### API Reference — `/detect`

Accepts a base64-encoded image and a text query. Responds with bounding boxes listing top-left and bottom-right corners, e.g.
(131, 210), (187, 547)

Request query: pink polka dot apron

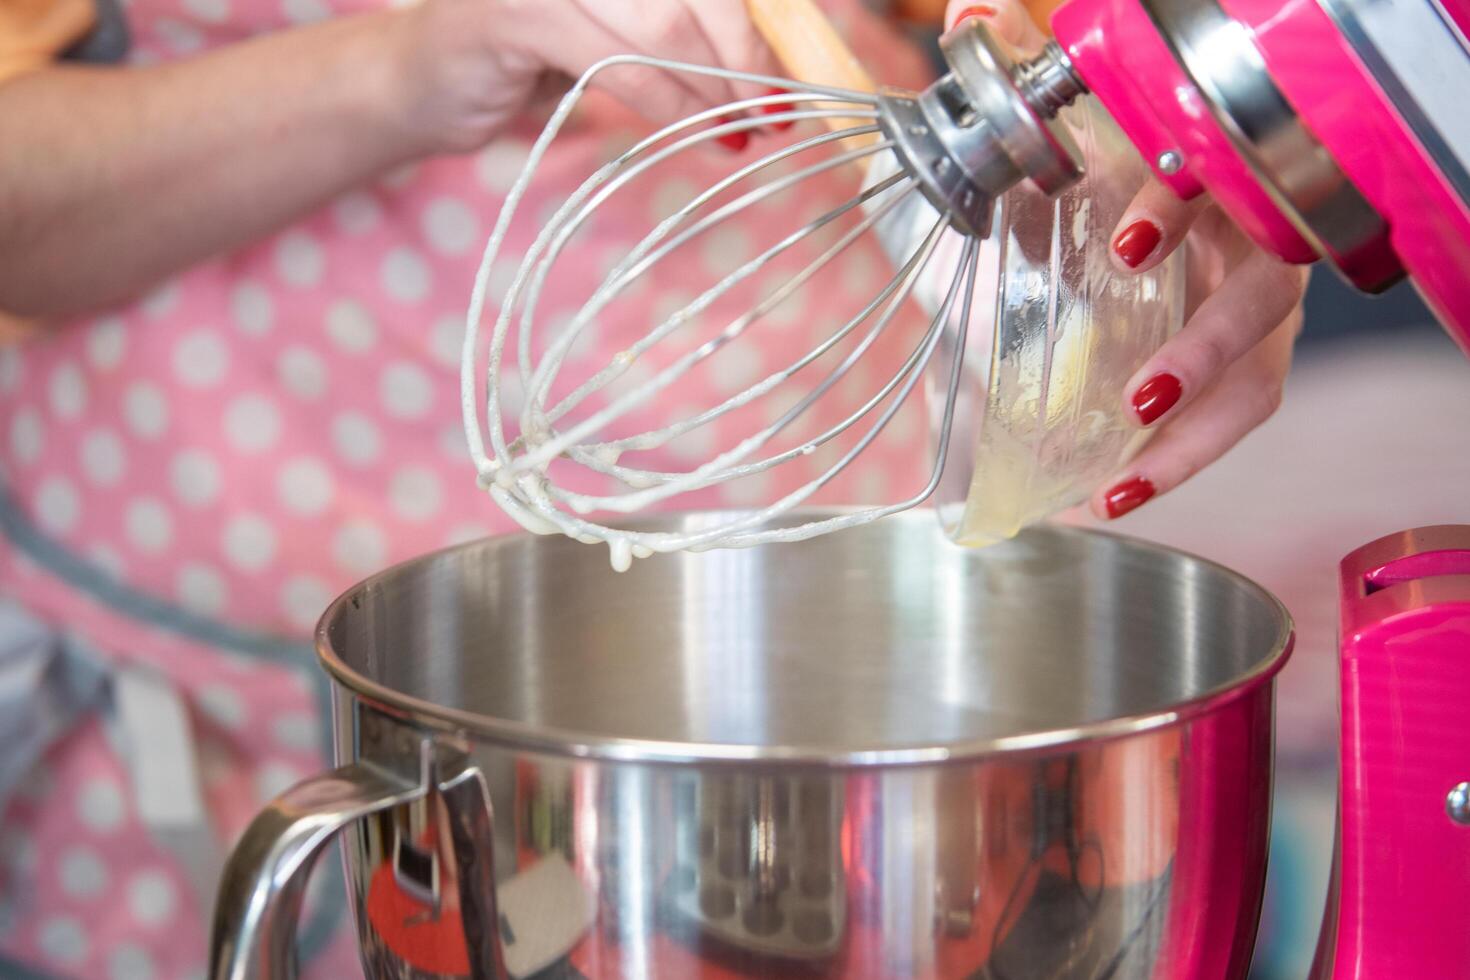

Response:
(0, 2), (936, 976)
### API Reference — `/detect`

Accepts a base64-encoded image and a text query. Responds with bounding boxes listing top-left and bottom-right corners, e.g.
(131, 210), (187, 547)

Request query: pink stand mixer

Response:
(887, 0), (1470, 348)
(1312, 526), (1470, 979)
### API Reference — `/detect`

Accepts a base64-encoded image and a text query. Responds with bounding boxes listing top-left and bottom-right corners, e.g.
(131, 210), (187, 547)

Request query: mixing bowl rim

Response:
(313, 512), (1294, 767)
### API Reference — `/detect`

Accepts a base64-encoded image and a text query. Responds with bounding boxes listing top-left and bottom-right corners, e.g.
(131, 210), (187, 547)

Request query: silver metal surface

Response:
(879, 22), (1086, 238)
(1157, 150), (1184, 174)
(1449, 780), (1470, 825)
(211, 514), (1293, 978)
(1316, 0), (1470, 210)
(1139, 0), (1401, 291)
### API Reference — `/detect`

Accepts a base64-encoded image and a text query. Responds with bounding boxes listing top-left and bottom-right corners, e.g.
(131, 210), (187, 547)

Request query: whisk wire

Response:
(465, 51), (982, 567)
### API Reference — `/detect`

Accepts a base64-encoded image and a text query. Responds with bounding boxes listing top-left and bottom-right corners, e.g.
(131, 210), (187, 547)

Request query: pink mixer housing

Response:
(1051, 0), (1470, 353)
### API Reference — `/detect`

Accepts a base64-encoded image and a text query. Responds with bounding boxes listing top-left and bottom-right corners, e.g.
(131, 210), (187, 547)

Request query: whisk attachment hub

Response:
(879, 20), (1087, 238)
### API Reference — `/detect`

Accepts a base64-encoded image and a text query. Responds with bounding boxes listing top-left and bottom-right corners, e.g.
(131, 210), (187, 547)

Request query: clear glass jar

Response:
(929, 95), (1185, 545)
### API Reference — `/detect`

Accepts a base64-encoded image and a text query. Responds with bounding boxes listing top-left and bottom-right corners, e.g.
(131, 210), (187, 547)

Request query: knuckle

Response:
(1187, 329), (1232, 382)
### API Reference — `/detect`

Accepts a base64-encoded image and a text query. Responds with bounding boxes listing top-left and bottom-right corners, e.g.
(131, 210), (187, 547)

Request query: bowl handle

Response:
(208, 745), (431, 980)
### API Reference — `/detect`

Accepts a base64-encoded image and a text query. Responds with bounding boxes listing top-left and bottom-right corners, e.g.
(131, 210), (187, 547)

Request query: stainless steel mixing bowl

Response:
(210, 511), (1292, 979)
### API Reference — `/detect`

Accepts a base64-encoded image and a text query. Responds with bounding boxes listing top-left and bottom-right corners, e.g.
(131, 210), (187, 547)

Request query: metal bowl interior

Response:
(317, 511), (1291, 764)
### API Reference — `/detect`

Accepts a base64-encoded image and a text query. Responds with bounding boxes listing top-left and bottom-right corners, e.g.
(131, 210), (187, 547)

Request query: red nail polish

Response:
(1104, 476), (1155, 519)
(953, 4), (998, 24)
(762, 86), (796, 132)
(715, 116), (749, 152)
(1112, 219), (1162, 269)
(1131, 372), (1182, 426)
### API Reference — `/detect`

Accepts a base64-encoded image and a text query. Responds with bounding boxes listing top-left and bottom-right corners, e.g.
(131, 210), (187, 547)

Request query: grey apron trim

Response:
(0, 484), (346, 967)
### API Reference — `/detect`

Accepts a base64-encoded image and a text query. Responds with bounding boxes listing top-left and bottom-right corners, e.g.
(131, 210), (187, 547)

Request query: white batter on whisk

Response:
(462, 56), (985, 571)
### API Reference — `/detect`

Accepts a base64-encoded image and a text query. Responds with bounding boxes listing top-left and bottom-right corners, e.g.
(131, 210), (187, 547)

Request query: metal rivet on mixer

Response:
(1448, 781), (1470, 825)
(1157, 151), (1183, 175)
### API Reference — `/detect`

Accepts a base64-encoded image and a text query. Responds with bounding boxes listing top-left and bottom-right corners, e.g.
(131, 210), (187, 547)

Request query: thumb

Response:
(943, 1), (1049, 54)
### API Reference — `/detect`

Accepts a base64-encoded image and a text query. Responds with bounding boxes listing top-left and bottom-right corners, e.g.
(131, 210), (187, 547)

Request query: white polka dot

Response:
(155, 17), (203, 53)
(38, 916), (87, 965)
(59, 846), (109, 898)
(270, 712), (317, 752)
(280, 577), (331, 632)
(325, 300), (378, 353)
(231, 282), (274, 335)
(668, 408), (717, 462)
(89, 546), (126, 580)
(78, 429), (127, 487)
(0, 829), (35, 873)
(485, 259), (519, 306)
(223, 393), (281, 453)
(177, 563), (226, 616)
(182, 0), (227, 21)
(108, 943), (157, 980)
(34, 476), (80, 534)
(709, 343), (763, 394)
(0, 347), (21, 392)
(438, 425), (466, 461)
(651, 291), (695, 329)
(333, 192), (382, 235)
(330, 412), (381, 467)
(10, 408), (43, 464)
(332, 521), (387, 576)
(422, 197), (478, 255)
(87, 317), (127, 370)
(445, 524), (490, 547)
(277, 346), (327, 400)
(170, 449), (221, 508)
(755, 278), (805, 328)
(140, 283), (180, 319)
(380, 361), (433, 419)
(537, 195), (573, 232)
(720, 468), (775, 507)
(389, 466), (443, 523)
(255, 759), (304, 803)
(78, 778), (125, 831)
(49, 363), (87, 418)
(429, 314), (465, 368)
(381, 248), (431, 304)
(595, 248), (646, 302)
(222, 514), (277, 572)
(172, 331), (230, 388)
(124, 382), (169, 440)
(650, 178), (698, 222)
(274, 231), (325, 287)
(853, 466), (890, 504)
(282, 0), (328, 21)
(475, 140), (531, 193)
(701, 226), (754, 278)
(277, 457), (334, 515)
(127, 870), (177, 928)
(125, 497), (173, 554)
(197, 684), (246, 730)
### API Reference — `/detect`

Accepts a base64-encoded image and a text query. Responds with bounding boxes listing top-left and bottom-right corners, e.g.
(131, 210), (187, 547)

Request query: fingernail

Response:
(762, 87), (796, 132)
(953, 4), (998, 25)
(1103, 476), (1156, 519)
(1112, 219), (1162, 269)
(715, 116), (749, 152)
(1131, 372), (1182, 426)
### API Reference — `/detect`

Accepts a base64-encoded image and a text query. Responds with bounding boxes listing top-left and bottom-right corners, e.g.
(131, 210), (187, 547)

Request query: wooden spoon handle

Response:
(744, 0), (880, 144)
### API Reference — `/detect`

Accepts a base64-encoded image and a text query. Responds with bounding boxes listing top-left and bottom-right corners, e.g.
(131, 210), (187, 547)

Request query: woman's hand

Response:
(396, 0), (783, 155)
(943, 1), (1308, 521)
